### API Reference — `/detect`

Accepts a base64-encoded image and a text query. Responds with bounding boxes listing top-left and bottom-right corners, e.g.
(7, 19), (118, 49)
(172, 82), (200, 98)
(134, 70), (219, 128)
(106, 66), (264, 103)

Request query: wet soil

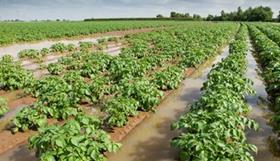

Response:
(246, 40), (280, 161)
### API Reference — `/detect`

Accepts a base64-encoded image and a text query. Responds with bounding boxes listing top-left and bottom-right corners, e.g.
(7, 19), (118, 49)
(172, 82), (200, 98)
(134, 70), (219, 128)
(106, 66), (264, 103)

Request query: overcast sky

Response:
(0, 0), (279, 20)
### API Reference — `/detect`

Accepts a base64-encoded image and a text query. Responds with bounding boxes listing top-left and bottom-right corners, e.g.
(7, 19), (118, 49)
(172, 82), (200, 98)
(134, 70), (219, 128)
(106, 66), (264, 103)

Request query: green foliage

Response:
(11, 104), (47, 133)
(66, 43), (76, 52)
(28, 114), (121, 161)
(0, 21), (185, 46)
(97, 38), (107, 44)
(47, 63), (64, 75)
(248, 25), (280, 104)
(18, 49), (39, 59)
(88, 76), (109, 102)
(0, 55), (35, 90)
(7, 23), (240, 161)
(50, 43), (67, 53)
(103, 97), (139, 127)
(249, 24), (280, 136)
(0, 97), (8, 117)
(207, 6), (273, 21)
(79, 41), (93, 52)
(152, 66), (184, 90)
(30, 76), (81, 120)
(18, 48), (51, 60)
(40, 48), (50, 56)
(172, 25), (258, 160)
(109, 56), (151, 80)
(116, 78), (163, 111)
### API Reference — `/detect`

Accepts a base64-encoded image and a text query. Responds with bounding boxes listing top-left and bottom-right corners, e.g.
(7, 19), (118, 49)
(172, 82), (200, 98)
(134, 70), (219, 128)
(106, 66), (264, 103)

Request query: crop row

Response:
(256, 24), (280, 46)
(0, 21), (187, 46)
(10, 23), (237, 130)
(18, 37), (118, 62)
(0, 55), (35, 116)
(171, 24), (258, 161)
(0, 97), (7, 116)
(0, 55), (34, 91)
(248, 25), (280, 107)
(0, 23), (238, 160)
(248, 25), (280, 130)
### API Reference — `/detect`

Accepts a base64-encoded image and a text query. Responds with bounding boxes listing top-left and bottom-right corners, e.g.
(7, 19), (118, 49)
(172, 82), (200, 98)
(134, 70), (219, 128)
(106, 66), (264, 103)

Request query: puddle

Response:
(0, 36), (115, 59)
(245, 40), (280, 160)
(0, 46), (230, 161)
(106, 46), (122, 56)
(107, 46), (230, 161)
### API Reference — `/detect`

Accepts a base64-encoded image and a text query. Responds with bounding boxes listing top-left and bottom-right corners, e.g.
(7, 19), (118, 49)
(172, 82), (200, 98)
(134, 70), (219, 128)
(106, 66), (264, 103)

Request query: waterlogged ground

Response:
(0, 40), (279, 161)
(246, 40), (280, 161)
(0, 45), (230, 161)
(0, 28), (154, 58)
(107, 46), (230, 161)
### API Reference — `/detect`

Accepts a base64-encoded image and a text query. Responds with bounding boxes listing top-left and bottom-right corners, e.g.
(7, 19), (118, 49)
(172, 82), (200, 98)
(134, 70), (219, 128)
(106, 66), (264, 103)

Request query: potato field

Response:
(0, 21), (280, 161)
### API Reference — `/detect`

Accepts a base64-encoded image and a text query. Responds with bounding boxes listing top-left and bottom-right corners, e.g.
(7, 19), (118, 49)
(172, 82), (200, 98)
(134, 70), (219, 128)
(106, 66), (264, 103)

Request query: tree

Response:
(193, 14), (201, 20)
(220, 10), (226, 21)
(184, 13), (190, 18)
(278, 11), (280, 22)
(206, 14), (214, 21)
(208, 6), (273, 22)
(236, 6), (243, 21)
(156, 14), (164, 18)
(248, 6), (273, 21)
(170, 11), (177, 18)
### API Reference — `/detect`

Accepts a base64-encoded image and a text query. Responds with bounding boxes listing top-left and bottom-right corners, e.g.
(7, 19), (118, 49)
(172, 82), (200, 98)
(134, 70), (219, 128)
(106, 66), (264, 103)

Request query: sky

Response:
(0, 0), (279, 20)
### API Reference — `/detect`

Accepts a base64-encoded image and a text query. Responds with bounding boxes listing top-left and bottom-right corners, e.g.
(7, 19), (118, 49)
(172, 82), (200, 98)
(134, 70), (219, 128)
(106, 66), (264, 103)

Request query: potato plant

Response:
(8, 23), (241, 161)
(0, 97), (8, 117)
(152, 66), (184, 90)
(50, 43), (67, 53)
(248, 25), (280, 132)
(28, 114), (121, 161)
(18, 49), (39, 59)
(11, 104), (47, 133)
(171, 25), (258, 160)
(0, 21), (186, 45)
(0, 55), (35, 90)
(117, 78), (163, 111)
(103, 97), (139, 127)
(47, 63), (65, 75)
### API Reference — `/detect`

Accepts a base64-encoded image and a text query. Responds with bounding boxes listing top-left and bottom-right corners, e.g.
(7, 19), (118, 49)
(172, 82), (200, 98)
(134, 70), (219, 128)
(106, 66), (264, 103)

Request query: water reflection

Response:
(245, 40), (280, 161)
(107, 46), (230, 161)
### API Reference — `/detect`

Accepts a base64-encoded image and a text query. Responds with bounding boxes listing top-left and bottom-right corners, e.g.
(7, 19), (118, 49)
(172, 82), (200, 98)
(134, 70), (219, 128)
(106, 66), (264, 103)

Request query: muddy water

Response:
(0, 36), (114, 58)
(0, 47), (230, 161)
(246, 40), (280, 161)
(107, 46), (230, 161)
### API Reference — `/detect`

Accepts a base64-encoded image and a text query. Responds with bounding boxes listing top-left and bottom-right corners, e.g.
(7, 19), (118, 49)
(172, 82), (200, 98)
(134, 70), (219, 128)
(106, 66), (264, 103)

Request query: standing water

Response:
(245, 40), (280, 160)
(0, 46), (230, 161)
(0, 36), (114, 58)
(107, 46), (230, 161)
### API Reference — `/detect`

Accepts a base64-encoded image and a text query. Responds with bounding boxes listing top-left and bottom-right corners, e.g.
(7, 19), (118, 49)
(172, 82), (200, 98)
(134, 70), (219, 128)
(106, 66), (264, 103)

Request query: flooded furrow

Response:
(107, 46), (230, 161)
(0, 46), (230, 161)
(245, 40), (280, 160)
(0, 27), (156, 59)
(0, 37), (100, 58)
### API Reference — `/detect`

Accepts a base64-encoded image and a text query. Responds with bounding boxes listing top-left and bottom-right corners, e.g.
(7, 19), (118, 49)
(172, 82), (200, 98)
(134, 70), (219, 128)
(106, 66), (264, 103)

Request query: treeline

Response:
(84, 17), (194, 21)
(156, 12), (202, 20)
(83, 6), (279, 22)
(206, 6), (275, 21)
(165, 6), (278, 22)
